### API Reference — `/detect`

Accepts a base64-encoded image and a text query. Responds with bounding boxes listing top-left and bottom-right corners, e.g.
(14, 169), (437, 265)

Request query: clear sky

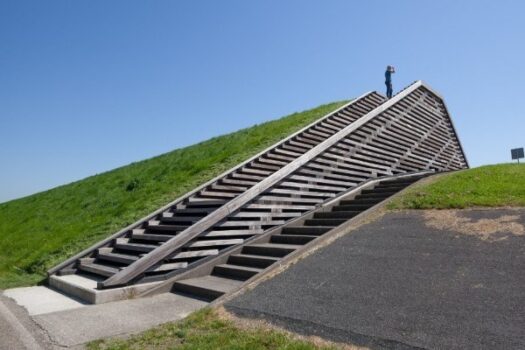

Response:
(1, 0), (524, 203)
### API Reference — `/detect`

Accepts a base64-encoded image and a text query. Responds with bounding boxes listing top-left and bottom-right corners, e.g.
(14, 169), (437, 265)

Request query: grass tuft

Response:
(86, 308), (338, 350)
(0, 101), (346, 289)
(387, 163), (525, 210)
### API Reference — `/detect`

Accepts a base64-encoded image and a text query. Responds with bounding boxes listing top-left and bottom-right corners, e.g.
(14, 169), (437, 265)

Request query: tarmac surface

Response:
(226, 209), (525, 350)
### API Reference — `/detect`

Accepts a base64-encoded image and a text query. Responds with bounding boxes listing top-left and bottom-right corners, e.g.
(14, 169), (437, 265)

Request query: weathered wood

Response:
(97, 89), (406, 288)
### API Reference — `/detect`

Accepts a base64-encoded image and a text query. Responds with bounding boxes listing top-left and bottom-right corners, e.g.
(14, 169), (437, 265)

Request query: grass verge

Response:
(387, 163), (525, 209)
(86, 308), (340, 350)
(0, 101), (346, 289)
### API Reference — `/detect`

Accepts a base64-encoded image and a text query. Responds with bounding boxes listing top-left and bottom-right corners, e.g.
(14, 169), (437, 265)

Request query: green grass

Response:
(87, 308), (338, 350)
(0, 101), (347, 289)
(388, 163), (525, 209)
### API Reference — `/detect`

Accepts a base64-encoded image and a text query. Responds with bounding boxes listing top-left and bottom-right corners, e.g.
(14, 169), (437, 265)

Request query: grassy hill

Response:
(0, 101), (346, 289)
(388, 163), (525, 209)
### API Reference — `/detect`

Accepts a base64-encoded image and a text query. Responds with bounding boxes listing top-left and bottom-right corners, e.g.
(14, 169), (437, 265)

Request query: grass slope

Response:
(388, 163), (525, 209)
(0, 101), (346, 289)
(87, 308), (339, 350)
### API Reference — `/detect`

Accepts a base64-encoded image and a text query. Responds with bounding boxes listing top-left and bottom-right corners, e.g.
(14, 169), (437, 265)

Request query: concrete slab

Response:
(0, 293), (54, 349)
(33, 293), (208, 347)
(49, 274), (162, 304)
(4, 286), (86, 315)
(227, 209), (525, 350)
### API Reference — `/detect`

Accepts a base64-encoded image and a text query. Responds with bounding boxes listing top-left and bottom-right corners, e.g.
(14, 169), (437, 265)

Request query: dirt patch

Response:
(423, 210), (525, 241)
(216, 306), (369, 350)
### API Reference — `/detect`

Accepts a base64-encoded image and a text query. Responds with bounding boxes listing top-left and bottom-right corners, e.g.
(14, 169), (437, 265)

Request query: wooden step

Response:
(242, 243), (300, 257)
(171, 275), (243, 301)
(333, 204), (375, 211)
(314, 211), (360, 219)
(151, 262), (188, 272)
(147, 221), (188, 232)
(114, 238), (157, 253)
(281, 226), (333, 236)
(187, 238), (244, 248)
(228, 254), (279, 268)
(339, 198), (382, 206)
(203, 229), (264, 238)
(270, 234), (316, 245)
(213, 264), (263, 280)
(304, 218), (347, 226)
(170, 249), (219, 261)
(97, 249), (139, 265)
(131, 231), (175, 242)
(78, 260), (119, 278)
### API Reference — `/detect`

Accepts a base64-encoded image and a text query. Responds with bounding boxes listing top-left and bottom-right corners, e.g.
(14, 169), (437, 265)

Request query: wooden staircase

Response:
(166, 175), (427, 302)
(48, 81), (468, 302)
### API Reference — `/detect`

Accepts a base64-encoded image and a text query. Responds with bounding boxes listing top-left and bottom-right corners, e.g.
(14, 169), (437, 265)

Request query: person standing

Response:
(385, 65), (395, 98)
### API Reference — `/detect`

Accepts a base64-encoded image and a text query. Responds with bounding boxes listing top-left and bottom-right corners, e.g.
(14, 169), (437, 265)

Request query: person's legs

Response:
(386, 83), (393, 98)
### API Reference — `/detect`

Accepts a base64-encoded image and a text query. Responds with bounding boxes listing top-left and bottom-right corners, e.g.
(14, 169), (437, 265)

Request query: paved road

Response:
(227, 209), (525, 350)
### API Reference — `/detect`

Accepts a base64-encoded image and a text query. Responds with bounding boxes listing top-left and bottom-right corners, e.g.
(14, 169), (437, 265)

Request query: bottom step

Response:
(48, 273), (161, 304)
(171, 275), (244, 301)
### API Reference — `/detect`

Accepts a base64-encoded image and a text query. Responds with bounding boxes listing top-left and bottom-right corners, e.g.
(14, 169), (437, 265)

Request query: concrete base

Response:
(49, 274), (161, 304)
(33, 293), (207, 347)
(3, 286), (86, 316)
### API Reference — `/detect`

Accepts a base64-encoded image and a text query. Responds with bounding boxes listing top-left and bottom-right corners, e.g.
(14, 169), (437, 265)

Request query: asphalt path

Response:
(227, 209), (525, 350)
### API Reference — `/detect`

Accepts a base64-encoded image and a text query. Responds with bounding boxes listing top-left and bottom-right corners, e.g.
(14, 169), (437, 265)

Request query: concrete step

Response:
(228, 254), (279, 268)
(282, 226), (332, 236)
(304, 218), (347, 226)
(243, 243), (300, 257)
(270, 234), (316, 245)
(49, 274), (162, 304)
(171, 275), (243, 301)
(314, 210), (361, 219)
(212, 264), (263, 280)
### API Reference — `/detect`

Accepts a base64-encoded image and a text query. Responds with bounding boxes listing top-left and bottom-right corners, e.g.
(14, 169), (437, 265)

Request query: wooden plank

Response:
(187, 239), (244, 248)
(203, 229), (265, 237)
(170, 249), (219, 260)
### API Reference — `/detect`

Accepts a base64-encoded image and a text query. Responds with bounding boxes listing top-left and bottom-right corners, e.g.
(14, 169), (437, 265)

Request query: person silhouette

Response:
(385, 65), (395, 98)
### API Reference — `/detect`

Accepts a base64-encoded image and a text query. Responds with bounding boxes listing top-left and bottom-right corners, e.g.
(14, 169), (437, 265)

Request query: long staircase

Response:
(161, 174), (427, 301)
(48, 80), (468, 303)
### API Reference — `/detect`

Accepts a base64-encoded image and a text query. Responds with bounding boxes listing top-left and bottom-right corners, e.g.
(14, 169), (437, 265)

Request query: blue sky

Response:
(1, 0), (524, 203)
